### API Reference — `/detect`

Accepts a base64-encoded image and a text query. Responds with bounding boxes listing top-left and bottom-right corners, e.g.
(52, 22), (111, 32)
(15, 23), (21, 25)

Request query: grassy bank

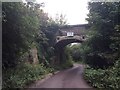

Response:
(2, 63), (54, 89)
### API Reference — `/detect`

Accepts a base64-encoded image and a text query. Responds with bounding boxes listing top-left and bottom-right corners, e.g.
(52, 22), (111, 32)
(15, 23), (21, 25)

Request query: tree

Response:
(2, 2), (40, 68)
(84, 2), (120, 68)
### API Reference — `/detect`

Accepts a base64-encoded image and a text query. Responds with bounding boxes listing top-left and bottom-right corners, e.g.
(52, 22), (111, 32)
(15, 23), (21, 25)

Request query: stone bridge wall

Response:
(54, 24), (89, 65)
(56, 35), (86, 42)
(56, 24), (88, 36)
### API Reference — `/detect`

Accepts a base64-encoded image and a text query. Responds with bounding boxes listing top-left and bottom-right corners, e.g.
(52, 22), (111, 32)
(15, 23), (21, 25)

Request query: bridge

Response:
(55, 24), (89, 49)
(54, 24), (89, 64)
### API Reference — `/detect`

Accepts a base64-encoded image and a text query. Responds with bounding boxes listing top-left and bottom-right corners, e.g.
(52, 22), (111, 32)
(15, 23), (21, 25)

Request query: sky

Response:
(36, 0), (90, 25)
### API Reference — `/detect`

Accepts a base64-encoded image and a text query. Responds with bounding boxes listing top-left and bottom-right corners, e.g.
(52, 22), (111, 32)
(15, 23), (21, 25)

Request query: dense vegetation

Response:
(64, 2), (120, 89)
(84, 59), (120, 88)
(65, 44), (84, 63)
(2, 1), (120, 89)
(61, 47), (74, 69)
(3, 63), (54, 88)
(2, 1), (67, 88)
(81, 2), (120, 89)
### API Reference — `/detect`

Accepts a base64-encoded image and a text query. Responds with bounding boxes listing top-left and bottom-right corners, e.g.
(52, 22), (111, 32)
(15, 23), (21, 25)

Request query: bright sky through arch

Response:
(36, 0), (90, 25)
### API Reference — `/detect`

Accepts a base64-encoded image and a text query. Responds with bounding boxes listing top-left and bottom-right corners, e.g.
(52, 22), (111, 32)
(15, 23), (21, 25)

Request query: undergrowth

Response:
(2, 63), (54, 89)
(84, 59), (120, 89)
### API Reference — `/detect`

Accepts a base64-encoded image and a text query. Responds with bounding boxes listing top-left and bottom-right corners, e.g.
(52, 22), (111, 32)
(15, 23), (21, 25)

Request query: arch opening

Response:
(55, 36), (85, 50)
(54, 38), (84, 65)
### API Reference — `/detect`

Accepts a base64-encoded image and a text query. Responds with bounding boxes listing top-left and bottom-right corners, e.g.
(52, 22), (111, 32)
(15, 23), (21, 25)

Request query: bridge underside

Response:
(55, 35), (86, 49)
(55, 38), (83, 50)
(54, 38), (84, 65)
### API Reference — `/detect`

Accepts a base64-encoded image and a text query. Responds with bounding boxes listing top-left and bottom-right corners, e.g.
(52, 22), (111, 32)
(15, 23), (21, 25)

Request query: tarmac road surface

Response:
(28, 64), (92, 88)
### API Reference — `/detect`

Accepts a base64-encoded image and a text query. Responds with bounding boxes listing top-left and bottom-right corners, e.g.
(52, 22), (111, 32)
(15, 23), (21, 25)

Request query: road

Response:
(28, 64), (92, 88)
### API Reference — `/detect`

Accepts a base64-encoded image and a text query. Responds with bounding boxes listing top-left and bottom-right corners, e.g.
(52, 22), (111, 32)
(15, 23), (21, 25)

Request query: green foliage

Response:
(2, 63), (53, 88)
(83, 2), (120, 89)
(35, 13), (67, 65)
(61, 55), (73, 69)
(67, 43), (90, 63)
(69, 44), (82, 62)
(2, 2), (40, 68)
(110, 25), (120, 57)
(82, 2), (120, 68)
(61, 47), (74, 69)
(2, 2), (65, 68)
(84, 59), (120, 89)
(54, 14), (67, 25)
(2, 2), (68, 89)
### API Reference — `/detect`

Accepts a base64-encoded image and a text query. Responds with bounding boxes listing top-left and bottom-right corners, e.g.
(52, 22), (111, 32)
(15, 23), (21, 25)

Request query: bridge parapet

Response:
(55, 24), (89, 48)
(56, 35), (86, 43)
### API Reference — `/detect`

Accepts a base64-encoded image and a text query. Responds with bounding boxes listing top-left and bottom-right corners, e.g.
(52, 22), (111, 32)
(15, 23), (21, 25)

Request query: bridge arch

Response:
(54, 36), (85, 65)
(53, 24), (89, 64)
(54, 35), (86, 50)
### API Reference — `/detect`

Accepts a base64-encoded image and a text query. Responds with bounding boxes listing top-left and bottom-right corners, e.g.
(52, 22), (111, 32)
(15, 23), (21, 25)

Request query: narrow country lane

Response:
(28, 64), (93, 88)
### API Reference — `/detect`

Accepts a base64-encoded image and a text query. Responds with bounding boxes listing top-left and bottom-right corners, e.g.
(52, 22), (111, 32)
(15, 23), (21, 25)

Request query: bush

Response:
(84, 59), (120, 89)
(61, 47), (74, 69)
(85, 54), (109, 68)
(61, 55), (73, 69)
(2, 63), (53, 88)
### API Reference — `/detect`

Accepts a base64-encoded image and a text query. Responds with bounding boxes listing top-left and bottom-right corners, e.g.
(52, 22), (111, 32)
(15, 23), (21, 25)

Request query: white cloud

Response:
(36, 0), (90, 25)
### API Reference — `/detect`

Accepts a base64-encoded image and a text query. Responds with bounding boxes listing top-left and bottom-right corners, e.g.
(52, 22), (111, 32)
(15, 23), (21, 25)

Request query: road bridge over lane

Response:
(54, 24), (89, 65)
(55, 24), (89, 49)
